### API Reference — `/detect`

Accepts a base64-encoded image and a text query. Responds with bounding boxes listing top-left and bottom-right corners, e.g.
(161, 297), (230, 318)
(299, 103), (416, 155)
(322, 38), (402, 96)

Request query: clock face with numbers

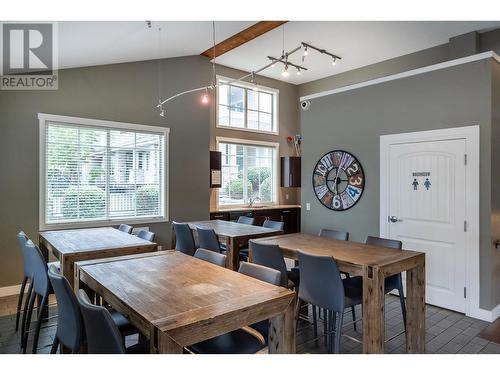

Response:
(312, 150), (365, 211)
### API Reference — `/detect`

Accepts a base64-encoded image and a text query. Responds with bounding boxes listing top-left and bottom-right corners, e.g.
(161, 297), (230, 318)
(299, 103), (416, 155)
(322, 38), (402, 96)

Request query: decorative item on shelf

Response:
(287, 134), (302, 156)
(210, 151), (222, 188)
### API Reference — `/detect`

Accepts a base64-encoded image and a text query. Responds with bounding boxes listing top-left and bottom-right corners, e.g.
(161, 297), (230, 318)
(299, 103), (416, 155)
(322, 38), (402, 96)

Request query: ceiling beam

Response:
(201, 21), (287, 59)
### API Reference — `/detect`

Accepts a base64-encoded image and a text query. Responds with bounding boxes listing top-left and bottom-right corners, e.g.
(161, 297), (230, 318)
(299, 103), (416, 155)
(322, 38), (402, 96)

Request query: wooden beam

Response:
(201, 21), (287, 59)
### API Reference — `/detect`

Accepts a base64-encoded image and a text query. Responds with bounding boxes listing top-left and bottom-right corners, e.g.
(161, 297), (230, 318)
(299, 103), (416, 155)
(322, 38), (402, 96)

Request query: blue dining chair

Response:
(172, 221), (197, 256)
(194, 248), (226, 267)
(196, 227), (224, 253)
(118, 224), (133, 234)
(137, 229), (155, 242)
(298, 251), (363, 353)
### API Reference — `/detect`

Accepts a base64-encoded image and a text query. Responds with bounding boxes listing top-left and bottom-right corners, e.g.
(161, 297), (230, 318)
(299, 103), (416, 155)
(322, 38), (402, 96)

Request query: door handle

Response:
(388, 216), (402, 223)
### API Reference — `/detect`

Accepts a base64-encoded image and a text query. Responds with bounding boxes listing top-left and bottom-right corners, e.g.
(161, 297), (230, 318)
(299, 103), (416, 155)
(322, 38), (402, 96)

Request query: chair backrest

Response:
(17, 231), (33, 277)
(237, 216), (255, 225)
(194, 248), (226, 267)
(249, 241), (288, 287)
(319, 228), (349, 241)
(77, 289), (125, 354)
(238, 262), (281, 286)
(238, 262), (281, 342)
(137, 230), (155, 242)
(365, 236), (402, 250)
(297, 251), (345, 313)
(196, 227), (221, 253)
(26, 241), (50, 296)
(118, 224), (133, 234)
(48, 264), (83, 352)
(172, 221), (196, 256)
(262, 219), (284, 230)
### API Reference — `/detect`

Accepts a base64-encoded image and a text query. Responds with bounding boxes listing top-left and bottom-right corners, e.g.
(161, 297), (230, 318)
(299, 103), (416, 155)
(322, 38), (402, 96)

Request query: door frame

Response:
(380, 125), (480, 319)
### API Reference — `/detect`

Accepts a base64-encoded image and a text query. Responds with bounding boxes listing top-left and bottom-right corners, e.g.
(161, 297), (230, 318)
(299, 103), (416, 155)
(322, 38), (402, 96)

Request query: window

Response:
(39, 114), (169, 229)
(217, 76), (279, 134)
(217, 138), (278, 206)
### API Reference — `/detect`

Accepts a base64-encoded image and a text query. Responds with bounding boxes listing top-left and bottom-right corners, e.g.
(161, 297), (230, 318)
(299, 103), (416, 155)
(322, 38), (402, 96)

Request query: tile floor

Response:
(1, 295), (499, 354)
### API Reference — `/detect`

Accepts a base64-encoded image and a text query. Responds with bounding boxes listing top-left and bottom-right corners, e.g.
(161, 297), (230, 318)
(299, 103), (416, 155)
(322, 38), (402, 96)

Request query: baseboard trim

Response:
(0, 284), (22, 298)
(468, 304), (500, 323)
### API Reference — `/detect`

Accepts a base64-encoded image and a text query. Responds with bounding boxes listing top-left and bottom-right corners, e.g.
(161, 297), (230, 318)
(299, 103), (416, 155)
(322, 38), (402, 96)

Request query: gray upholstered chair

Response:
(318, 228), (349, 241)
(237, 216), (255, 225)
(298, 251), (363, 353)
(262, 219), (284, 230)
(77, 290), (148, 354)
(137, 229), (155, 242)
(118, 224), (133, 234)
(194, 248), (226, 267)
(196, 227), (224, 253)
(172, 221), (196, 256)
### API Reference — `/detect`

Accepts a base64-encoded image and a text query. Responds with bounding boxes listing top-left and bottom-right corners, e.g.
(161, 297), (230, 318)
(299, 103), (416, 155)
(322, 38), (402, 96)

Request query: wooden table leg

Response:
(226, 237), (240, 271)
(405, 260), (426, 353)
(269, 294), (297, 353)
(154, 328), (183, 354)
(37, 238), (50, 321)
(362, 265), (385, 353)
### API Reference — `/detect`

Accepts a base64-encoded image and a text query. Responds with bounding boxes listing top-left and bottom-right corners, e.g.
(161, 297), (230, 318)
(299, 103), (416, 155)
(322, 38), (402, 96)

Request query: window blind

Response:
(44, 121), (166, 225)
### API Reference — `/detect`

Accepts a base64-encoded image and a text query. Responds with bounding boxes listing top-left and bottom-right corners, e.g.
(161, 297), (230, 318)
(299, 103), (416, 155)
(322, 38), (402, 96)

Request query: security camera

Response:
(300, 100), (311, 111)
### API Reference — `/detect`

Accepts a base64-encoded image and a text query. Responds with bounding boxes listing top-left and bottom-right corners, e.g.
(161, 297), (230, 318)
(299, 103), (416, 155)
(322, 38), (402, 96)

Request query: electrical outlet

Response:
(306, 203), (311, 211)
(285, 193), (289, 200)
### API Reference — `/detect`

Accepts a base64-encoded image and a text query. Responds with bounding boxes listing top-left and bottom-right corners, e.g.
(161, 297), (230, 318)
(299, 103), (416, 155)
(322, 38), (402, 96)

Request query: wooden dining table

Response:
(182, 220), (284, 271)
(250, 233), (426, 354)
(74, 250), (297, 354)
(39, 227), (157, 289)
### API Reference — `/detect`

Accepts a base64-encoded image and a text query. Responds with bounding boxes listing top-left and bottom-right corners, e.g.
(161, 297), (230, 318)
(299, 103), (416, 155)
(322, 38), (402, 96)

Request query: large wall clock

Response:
(312, 150), (365, 211)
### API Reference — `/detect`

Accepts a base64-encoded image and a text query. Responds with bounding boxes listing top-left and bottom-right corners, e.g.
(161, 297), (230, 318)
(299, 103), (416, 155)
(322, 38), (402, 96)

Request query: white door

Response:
(387, 138), (467, 312)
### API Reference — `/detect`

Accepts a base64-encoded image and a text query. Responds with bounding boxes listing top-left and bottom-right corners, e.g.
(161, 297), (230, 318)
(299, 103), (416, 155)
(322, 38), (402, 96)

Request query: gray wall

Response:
(299, 28), (500, 98)
(299, 59), (499, 309)
(0, 55), (212, 288)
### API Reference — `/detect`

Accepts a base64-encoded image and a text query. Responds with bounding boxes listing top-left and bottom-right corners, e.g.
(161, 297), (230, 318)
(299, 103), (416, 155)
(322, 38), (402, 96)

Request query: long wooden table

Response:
(74, 251), (297, 354)
(250, 233), (426, 354)
(183, 220), (283, 271)
(39, 227), (157, 289)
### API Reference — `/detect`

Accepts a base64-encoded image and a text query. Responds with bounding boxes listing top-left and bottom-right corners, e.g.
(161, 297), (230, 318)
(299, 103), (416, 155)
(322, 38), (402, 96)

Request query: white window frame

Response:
(216, 75), (279, 135)
(216, 137), (280, 209)
(38, 113), (169, 230)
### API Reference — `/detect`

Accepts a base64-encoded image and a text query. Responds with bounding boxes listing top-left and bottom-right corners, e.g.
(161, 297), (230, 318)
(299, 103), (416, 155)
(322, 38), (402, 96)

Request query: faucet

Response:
(248, 196), (261, 207)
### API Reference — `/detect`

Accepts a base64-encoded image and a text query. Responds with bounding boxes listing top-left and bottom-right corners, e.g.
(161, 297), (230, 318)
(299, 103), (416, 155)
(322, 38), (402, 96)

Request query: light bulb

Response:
(332, 58), (337, 66)
(202, 88), (209, 104)
(303, 46), (308, 56)
(296, 69), (301, 76)
(271, 63), (276, 68)
(281, 67), (289, 77)
(160, 109), (165, 117)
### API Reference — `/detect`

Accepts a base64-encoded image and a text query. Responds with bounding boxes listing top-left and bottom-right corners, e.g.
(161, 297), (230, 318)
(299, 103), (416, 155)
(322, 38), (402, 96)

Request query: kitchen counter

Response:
(210, 204), (301, 213)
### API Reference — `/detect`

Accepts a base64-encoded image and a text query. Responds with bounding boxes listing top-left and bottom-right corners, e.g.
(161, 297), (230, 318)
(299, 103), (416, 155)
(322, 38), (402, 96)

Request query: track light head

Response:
(332, 58), (337, 66)
(202, 88), (209, 104)
(296, 68), (301, 76)
(281, 66), (289, 77)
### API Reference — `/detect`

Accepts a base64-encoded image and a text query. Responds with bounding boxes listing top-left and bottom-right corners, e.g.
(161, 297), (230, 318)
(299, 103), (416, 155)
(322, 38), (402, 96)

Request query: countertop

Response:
(210, 204), (301, 213)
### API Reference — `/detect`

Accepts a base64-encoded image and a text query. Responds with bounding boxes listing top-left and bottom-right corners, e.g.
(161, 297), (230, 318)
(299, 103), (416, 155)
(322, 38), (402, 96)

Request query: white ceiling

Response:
(216, 21), (500, 84)
(57, 21), (254, 69)
(56, 21), (500, 84)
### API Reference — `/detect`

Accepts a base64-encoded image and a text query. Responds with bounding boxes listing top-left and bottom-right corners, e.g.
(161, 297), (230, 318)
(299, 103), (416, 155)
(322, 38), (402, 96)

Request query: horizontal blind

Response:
(45, 121), (165, 224)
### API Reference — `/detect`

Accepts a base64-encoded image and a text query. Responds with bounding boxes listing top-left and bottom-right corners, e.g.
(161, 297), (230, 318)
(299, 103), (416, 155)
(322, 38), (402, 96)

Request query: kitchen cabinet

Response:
(281, 156), (301, 187)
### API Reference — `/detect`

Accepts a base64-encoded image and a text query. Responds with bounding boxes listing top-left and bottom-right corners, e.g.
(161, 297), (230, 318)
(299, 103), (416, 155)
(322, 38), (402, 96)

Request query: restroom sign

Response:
(412, 172), (430, 177)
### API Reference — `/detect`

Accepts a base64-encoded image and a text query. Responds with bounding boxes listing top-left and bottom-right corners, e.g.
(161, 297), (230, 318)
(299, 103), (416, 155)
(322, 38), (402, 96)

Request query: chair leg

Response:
(312, 305), (318, 340)
(323, 308), (328, 347)
(22, 292), (36, 353)
(50, 336), (59, 354)
(20, 282), (33, 349)
(398, 279), (407, 332)
(32, 294), (47, 354)
(15, 277), (28, 332)
(334, 311), (344, 354)
(328, 310), (335, 354)
(351, 306), (357, 332)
